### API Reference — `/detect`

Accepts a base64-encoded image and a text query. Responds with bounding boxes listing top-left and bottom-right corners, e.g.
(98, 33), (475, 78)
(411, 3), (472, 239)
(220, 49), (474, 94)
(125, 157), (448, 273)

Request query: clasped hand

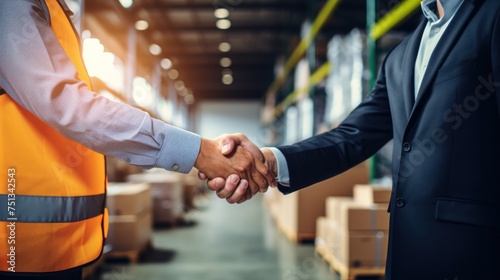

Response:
(194, 133), (277, 204)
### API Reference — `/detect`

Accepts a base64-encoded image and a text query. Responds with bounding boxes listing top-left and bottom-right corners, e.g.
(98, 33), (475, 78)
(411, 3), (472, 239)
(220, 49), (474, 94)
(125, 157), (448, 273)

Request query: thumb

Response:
(220, 135), (238, 155)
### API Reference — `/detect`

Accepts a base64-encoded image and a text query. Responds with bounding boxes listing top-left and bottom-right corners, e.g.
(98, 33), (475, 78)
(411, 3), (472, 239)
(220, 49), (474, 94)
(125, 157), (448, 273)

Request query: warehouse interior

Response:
(66, 0), (425, 279)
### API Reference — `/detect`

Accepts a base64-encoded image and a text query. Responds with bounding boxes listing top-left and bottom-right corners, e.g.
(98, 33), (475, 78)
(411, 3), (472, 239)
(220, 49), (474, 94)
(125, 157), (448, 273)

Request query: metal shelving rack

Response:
(262, 0), (422, 180)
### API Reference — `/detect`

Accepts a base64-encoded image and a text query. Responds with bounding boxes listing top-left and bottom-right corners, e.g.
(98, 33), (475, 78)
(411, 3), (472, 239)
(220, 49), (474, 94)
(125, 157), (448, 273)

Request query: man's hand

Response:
(194, 134), (275, 203)
(198, 133), (278, 204)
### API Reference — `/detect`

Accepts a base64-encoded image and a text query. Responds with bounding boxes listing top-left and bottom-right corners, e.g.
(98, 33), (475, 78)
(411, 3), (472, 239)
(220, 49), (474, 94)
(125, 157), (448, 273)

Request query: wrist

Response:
(261, 148), (277, 178)
(194, 138), (211, 172)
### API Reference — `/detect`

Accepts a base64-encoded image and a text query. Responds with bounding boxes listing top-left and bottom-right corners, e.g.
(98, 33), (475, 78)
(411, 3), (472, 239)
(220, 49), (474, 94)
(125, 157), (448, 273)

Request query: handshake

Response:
(193, 133), (278, 204)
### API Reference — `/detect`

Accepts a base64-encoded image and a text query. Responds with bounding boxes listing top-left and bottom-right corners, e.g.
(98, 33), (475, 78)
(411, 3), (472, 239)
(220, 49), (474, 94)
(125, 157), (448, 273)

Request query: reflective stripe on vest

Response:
(0, 194), (105, 223)
(0, 0), (107, 274)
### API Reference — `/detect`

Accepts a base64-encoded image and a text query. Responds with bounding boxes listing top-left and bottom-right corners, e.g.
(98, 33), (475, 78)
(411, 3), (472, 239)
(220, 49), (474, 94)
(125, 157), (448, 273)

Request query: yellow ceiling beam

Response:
(268, 61), (331, 124)
(265, 0), (341, 99)
(370, 0), (421, 40)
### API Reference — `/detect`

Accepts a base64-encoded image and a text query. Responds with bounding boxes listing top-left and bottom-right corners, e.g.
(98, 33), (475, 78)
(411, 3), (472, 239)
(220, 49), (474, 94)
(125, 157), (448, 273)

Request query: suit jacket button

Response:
(403, 142), (411, 152)
(396, 197), (406, 208)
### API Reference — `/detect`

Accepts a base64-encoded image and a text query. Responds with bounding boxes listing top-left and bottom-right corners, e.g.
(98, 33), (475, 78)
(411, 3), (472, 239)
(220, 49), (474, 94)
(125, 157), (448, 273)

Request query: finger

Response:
(221, 135), (236, 155)
(220, 134), (259, 159)
(207, 178), (225, 192)
(255, 160), (275, 192)
(236, 198), (247, 204)
(216, 174), (240, 199)
(198, 171), (208, 180)
(261, 148), (278, 188)
(235, 148), (267, 195)
(226, 179), (249, 204)
(245, 187), (252, 200)
(231, 133), (266, 162)
(248, 159), (270, 193)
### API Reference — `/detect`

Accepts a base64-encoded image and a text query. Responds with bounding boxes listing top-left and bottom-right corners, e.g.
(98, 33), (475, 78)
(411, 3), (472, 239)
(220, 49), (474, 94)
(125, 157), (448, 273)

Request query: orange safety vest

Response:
(0, 0), (108, 274)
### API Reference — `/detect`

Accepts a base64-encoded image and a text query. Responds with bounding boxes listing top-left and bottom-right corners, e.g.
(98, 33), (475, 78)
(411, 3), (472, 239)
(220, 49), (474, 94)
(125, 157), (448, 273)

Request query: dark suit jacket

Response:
(277, 0), (500, 279)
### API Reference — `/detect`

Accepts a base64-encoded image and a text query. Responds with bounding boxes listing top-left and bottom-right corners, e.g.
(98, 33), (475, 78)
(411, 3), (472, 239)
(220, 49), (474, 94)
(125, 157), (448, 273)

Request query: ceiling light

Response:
(179, 88), (189, 97)
(168, 69), (179, 79)
(132, 77), (153, 107)
(214, 8), (229, 18)
(81, 30), (91, 39)
(175, 81), (185, 91)
(160, 58), (172, 70)
(119, 0), (134, 8)
(184, 94), (195, 105)
(218, 42), (231, 52)
(222, 68), (232, 76)
(222, 74), (233, 85)
(216, 19), (231, 30)
(135, 20), (149, 31)
(220, 57), (232, 67)
(149, 44), (162, 55)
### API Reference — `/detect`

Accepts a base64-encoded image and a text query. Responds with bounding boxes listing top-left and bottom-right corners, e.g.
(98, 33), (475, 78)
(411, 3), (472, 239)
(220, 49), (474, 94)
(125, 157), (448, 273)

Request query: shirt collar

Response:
(421, 0), (464, 26)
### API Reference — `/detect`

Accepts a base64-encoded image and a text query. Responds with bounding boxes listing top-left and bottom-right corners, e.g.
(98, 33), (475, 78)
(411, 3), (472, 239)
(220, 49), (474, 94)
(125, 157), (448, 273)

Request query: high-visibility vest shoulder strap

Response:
(0, 0), (107, 274)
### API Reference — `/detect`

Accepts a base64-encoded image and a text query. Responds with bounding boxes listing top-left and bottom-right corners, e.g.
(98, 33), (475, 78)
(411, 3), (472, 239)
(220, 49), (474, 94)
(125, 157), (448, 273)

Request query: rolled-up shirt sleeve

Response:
(0, 0), (201, 173)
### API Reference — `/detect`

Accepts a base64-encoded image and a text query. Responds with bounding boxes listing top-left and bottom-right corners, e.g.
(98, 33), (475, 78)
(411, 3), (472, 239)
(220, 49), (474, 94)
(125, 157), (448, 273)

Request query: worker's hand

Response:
(194, 134), (276, 204)
(201, 174), (252, 204)
(198, 133), (278, 204)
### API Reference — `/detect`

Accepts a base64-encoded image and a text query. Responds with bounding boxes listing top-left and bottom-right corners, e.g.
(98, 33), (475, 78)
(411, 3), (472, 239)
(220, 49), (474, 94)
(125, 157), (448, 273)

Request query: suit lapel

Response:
(401, 20), (427, 118)
(409, 0), (476, 119)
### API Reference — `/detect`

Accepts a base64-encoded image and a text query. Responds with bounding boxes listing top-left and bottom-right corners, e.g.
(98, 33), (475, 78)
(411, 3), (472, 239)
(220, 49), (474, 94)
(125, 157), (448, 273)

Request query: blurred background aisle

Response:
(101, 194), (334, 280)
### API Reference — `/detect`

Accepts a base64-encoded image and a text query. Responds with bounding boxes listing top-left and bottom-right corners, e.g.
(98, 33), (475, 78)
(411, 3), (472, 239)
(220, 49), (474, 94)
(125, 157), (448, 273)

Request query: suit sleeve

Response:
(492, 7), (500, 120)
(277, 54), (394, 194)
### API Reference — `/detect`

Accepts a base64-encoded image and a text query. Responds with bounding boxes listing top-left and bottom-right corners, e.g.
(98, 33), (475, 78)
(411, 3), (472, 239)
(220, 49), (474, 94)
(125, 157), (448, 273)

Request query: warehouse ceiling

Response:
(84, 0), (422, 102)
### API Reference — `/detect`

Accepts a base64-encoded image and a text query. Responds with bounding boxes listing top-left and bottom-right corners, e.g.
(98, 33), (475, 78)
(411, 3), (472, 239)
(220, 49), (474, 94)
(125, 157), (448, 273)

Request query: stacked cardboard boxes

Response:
(316, 185), (392, 269)
(274, 162), (369, 242)
(316, 197), (354, 262)
(181, 168), (204, 211)
(127, 171), (184, 224)
(106, 183), (153, 252)
(336, 203), (389, 267)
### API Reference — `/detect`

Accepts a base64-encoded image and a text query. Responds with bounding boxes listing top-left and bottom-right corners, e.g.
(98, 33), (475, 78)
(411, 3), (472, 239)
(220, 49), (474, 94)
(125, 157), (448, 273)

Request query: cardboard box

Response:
(277, 162), (369, 239)
(108, 210), (152, 251)
(340, 204), (390, 231)
(127, 172), (183, 191)
(180, 169), (203, 211)
(265, 187), (284, 220)
(336, 230), (389, 268)
(326, 197), (355, 223)
(107, 183), (151, 216)
(316, 217), (327, 245)
(127, 172), (184, 223)
(323, 219), (339, 252)
(152, 196), (184, 222)
(353, 184), (392, 205)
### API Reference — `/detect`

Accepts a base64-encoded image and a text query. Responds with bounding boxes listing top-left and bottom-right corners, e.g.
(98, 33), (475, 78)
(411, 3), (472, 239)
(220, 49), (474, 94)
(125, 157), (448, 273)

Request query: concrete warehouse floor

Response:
(98, 194), (337, 280)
